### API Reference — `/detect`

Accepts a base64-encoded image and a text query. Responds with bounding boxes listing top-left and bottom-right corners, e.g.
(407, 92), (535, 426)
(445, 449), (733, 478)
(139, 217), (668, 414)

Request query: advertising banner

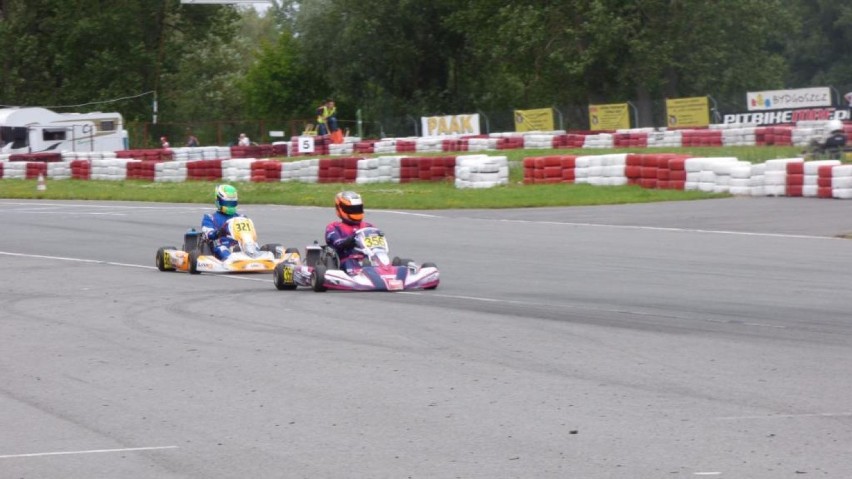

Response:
(421, 114), (480, 137)
(665, 97), (710, 128)
(723, 107), (849, 125)
(747, 87), (832, 111)
(588, 103), (630, 130)
(514, 108), (554, 132)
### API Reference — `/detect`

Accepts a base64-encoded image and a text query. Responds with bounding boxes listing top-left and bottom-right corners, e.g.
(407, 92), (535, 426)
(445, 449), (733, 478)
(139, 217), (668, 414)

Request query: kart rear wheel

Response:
(188, 250), (201, 275)
(155, 246), (177, 272)
(311, 265), (328, 292)
(273, 262), (297, 291)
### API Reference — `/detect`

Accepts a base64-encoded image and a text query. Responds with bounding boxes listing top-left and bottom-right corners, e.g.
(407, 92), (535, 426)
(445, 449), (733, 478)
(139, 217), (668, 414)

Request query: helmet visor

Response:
(219, 198), (237, 209)
(340, 202), (363, 217)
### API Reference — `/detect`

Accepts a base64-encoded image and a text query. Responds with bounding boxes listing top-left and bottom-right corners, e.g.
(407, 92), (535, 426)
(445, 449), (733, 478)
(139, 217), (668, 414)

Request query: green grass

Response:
(0, 145), (806, 209)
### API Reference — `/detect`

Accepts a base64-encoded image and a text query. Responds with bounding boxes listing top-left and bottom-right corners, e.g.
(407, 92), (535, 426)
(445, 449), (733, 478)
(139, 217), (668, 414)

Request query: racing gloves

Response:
(339, 235), (356, 249)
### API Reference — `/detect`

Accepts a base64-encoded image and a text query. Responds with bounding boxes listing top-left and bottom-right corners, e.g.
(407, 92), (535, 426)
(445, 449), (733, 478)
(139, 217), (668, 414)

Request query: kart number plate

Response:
(363, 235), (387, 249)
(231, 218), (253, 233)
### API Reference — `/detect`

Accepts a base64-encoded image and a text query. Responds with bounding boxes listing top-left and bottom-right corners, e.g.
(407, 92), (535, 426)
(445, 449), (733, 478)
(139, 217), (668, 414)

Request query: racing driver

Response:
(325, 191), (373, 274)
(201, 184), (244, 260)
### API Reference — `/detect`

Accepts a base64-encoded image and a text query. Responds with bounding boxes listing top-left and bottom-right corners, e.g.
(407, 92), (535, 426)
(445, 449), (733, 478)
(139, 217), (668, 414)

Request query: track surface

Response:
(1, 197), (852, 479)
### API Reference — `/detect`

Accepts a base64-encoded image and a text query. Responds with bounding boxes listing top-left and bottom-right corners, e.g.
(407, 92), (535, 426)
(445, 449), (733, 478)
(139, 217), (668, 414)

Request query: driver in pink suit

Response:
(325, 191), (373, 275)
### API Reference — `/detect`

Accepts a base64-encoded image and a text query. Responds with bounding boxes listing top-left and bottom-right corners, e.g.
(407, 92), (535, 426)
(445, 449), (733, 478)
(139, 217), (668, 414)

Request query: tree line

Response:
(1, 0), (850, 139)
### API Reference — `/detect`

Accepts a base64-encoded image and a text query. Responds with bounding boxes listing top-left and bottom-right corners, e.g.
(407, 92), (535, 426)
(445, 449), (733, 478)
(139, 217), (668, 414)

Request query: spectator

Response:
(316, 98), (337, 136)
(160, 136), (170, 148)
(186, 133), (200, 147)
(238, 133), (251, 146)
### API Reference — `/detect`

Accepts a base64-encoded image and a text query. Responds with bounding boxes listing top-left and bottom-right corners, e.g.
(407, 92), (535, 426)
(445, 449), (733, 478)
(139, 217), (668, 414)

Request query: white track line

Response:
(496, 218), (840, 241)
(717, 412), (852, 420)
(0, 251), (269, 282)
(0, 445), (178, 459)
(0, 251), (153, 269)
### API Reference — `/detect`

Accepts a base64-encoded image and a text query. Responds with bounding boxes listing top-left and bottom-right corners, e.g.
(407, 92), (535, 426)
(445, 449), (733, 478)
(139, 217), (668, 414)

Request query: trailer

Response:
(0, 107), (128, 154)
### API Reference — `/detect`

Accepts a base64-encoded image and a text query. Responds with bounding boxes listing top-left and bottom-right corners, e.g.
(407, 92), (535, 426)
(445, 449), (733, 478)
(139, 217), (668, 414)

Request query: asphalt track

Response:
(1, 197), (852, 479)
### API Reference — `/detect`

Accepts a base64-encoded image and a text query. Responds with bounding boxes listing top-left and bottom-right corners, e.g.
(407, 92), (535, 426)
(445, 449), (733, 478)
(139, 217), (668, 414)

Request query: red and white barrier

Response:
(455, 155), (508, 188)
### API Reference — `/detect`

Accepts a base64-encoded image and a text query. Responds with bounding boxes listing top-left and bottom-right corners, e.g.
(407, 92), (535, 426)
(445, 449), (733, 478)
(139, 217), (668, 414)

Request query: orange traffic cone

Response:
(36, 173), (46, 191)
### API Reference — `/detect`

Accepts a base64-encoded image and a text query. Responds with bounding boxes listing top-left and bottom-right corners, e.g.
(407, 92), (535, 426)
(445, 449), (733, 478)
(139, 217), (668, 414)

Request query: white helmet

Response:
(827, 119), (844, 133)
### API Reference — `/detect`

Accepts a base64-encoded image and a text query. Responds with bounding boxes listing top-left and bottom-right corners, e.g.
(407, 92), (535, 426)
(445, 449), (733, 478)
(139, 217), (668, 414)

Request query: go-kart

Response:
(155, 216), (300, 274)
(272, 226), (439, 292)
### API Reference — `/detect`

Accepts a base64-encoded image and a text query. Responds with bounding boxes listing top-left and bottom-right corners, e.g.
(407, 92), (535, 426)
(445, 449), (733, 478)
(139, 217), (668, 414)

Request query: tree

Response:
(242, 29), (326, 123)
(0, 0), (240, 122)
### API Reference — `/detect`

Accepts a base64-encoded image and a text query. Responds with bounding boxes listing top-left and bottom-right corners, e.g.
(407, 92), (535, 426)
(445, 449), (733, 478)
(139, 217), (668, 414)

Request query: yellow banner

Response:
(666, 97), (710, 128)
(588, 103), (630, 130)
(514, 108), (554, 132)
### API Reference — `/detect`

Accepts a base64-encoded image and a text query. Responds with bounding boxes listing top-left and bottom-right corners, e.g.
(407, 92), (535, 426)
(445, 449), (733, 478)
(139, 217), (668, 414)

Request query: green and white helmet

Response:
(215, 184), (238, 215)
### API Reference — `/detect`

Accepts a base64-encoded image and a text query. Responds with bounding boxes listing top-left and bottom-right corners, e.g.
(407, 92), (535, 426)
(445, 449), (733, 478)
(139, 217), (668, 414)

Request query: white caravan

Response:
(0, 107), (128, 154)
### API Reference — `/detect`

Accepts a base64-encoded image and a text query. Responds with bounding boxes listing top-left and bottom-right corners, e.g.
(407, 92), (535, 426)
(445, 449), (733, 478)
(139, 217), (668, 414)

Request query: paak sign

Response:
(421, 114), (480, 137)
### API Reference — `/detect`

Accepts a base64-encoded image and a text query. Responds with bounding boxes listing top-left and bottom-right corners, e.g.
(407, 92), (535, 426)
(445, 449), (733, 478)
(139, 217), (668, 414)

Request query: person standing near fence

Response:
(316, 98), (337, 136)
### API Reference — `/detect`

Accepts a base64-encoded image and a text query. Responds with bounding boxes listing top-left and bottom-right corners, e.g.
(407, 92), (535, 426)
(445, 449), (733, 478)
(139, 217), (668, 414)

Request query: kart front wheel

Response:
(188, 250), (201, 275)
(311, 265), (328, 292)
(155, 246), (176, 272)
(421, 262), (438, 290)
(261, 243), (283, 259)
(273, 262), (297, 291)
(393, 257), (413, 267)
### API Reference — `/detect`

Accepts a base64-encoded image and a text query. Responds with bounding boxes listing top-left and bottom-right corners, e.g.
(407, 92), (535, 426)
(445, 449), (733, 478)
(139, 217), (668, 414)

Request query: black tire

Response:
(188, 250), (201, 275)
(273, 262), (297, 290)
(320, 247), (340, 270)
(261, 243), (283, 259)
(392, 256), (402, 266)
(311, 265), (328, 292)
(155, 246), (176, 272)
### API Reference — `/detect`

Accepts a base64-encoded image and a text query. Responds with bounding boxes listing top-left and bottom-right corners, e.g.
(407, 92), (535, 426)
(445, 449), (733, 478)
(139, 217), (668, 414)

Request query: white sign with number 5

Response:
(298, 136), (315, 153)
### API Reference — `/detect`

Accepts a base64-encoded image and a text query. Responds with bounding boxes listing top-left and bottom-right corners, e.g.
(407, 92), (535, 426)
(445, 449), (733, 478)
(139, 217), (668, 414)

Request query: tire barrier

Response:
(399, 156), (456, 183)
(186, 159), (224, 181)
(318, 158), (359, 183)
(755, 126), (793, 146)
(9, 152), (63, 163)
(455, 155), (509, 189)
(250, 160), (283, 183)
(171, 146), (231, 161)
(126, 160), (159, 181)
(230, 144), (274, 159)
(116, 148), (173, 162)
(0, 160), (48, 179)
(521, 152), (852, 200)
(355, 156), (402, 184)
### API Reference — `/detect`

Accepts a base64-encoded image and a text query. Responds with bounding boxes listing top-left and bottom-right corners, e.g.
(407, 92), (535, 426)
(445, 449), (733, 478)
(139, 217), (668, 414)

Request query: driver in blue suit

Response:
(201, 184), (244, 260)
(325, 191), (373, 274)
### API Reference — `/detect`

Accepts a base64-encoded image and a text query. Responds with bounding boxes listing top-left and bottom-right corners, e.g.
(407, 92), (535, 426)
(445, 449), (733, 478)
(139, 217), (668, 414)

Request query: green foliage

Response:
(0, 0), (848, 131)
(242, 31), (325, 122)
